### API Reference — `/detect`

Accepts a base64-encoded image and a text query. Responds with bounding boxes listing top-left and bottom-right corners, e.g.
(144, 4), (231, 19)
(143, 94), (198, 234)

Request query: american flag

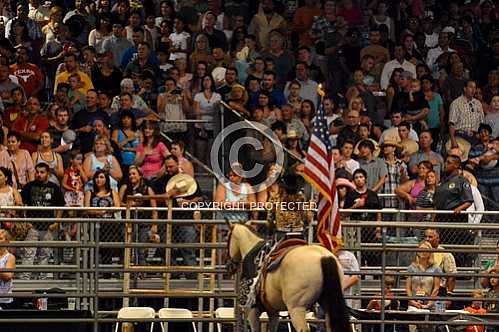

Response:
(303, 103), (341, 251)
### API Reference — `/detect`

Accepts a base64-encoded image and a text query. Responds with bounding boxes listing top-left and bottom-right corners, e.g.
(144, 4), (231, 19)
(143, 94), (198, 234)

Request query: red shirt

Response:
(10, 63), (43, 97)
(11, 114), (49, 154)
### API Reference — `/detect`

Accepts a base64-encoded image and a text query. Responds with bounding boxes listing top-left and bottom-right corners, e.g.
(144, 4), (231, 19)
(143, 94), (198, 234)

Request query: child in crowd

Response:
(408, 79), (429, 131)
(62, 151), (87, 207)
(464, 290), (487, 332)
(67, 73), (86, 113)
(367, 275), (399, 310)
(485, 269), (498, 315)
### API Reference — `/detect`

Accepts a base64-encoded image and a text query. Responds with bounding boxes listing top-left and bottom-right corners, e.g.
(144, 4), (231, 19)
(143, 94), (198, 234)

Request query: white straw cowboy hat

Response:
(166, 173), (198, 198)
(445, 137), (471, 161)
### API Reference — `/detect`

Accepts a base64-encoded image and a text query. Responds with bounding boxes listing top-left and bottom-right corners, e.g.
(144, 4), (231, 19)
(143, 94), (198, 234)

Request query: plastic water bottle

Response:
(434, 300), (445, 313)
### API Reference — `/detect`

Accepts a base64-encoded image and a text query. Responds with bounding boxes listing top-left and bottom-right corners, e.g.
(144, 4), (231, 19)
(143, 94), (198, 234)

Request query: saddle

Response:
(264, 238), (307, 273)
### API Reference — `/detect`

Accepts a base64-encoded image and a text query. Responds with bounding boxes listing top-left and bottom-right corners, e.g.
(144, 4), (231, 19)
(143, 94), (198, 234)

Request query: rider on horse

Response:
(266, 174), (310, 241)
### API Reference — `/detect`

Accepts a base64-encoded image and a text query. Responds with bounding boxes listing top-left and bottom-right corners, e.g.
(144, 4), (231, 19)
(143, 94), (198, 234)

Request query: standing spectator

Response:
(396, 161), (433, 210)
(344, 169), (382, 266)
(424, 228), (457, 307)
(381, 140), (407, 209)
(284, 62), (319, 108)
(421, 75), (444, 144)
(63, 0), (95, 46)
(101, 21), (133, 67)
(0, 229), (15, 309)
(84, 169), (120, 264)
(21, 162), (64, 279)
(405, 241), (441, 312)
(152, 155), (204, 278)
(4, 132), (35, 189)
(88, 13), (112, 53)
(485, 95), (499, 138)
(119, 165), (157, 266)
(409, 131), (444, 179)
(484, 269), (498, 315)
(124, 41), (160, 83)
(32, 131), (64, 186)
(337, 109), (361, 148)
(71, 90), (110, 155)
(449, 80), (484, 148)
(197, 11), (227, 51)
(262, 31), (295, 89)
(357, 140), (387, 192)
(2, 87), (25, 129)
(0, 64), (22, 105)
(189, 34), (215, 73)
(426, 32), (455, 75)
(11, 97), (48, 155)
(111, 110), (139, 176)
(248, 0), (287, 50)
(91, 51), (123, 97)
(390, 72), (429, 133)
(170, 140), (194, 178)
(380, 46), (416, 91)
(53, 53), (94, 95)
(158, 76), (190, 143)
(9, 46), (44, 98)
(292, 0), (321, 48)
(193, 74), (221, 165)
(83, 135), (123, 191)
(134, 120), (170, 181)
(468, 123), (499, 210)
(434, 155), (474, 267)
(62, 151), (87, 207)
(5, 3), (42, 42)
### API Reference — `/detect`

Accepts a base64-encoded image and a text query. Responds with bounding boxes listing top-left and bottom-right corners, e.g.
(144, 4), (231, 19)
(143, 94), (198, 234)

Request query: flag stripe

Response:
(304, 101), (341, 252)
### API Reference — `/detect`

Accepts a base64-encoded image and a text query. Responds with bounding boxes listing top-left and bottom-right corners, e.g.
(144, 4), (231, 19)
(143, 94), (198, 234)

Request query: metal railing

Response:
(0, 206), (498, 332)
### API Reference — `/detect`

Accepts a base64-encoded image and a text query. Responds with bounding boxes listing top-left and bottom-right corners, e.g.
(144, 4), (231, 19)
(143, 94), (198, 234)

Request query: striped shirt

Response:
(449, 96), (484, 136)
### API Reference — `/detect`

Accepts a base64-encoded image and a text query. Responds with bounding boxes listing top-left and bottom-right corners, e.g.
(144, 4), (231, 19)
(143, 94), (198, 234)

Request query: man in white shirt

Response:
(283, 61), (319, 108)
(380, 45), (416, 90)
(379, 111), (419, 143)
(426, 31), (455, 76)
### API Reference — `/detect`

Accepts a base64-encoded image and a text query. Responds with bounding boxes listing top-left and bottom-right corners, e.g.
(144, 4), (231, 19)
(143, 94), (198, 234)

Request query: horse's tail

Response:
(320, 256), (352, 332)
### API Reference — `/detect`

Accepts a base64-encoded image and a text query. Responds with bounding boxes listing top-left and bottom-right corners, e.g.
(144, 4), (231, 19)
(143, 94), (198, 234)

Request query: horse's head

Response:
(225, 220), (241, 275)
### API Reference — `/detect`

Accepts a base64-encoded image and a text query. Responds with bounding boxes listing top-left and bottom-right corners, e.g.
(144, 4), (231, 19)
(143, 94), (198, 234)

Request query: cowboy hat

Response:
(286, 129), (300, 140)
(445, 137), (471, 161)
(400, 139), (419, 157)
(166, 173), (198, 198)
(381, 139), (402, 150)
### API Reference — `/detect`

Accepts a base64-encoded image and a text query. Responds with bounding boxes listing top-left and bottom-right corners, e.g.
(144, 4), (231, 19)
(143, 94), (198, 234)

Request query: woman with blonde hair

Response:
(83, 135), (122, 191)
(406, 241), (441, 315)
(228, 84), (250, 118)
(189, 33), (215, 72)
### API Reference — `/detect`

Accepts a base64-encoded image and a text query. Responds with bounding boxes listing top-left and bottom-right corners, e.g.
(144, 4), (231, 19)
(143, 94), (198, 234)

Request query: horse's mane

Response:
(234, 223), (262, 239)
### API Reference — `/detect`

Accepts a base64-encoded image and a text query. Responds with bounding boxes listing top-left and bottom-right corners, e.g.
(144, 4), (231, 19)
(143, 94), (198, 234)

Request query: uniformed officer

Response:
(434, 154), (474, 267)
(434, 154), (474, 215)
(266, 174), (309, 241)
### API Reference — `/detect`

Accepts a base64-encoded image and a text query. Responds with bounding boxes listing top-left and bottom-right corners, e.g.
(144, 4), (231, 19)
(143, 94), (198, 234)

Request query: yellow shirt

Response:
(53, 70), (94, 95)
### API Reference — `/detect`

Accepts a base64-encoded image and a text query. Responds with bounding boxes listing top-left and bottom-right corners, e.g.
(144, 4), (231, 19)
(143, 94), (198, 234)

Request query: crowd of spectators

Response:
(0, 0), (496, 318)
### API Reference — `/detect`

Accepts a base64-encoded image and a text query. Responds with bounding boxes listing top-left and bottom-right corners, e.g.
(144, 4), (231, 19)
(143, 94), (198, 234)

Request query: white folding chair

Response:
(114, 307), (156, 332)
(215, 307), (235, 332)
(158, 307), (197, 332)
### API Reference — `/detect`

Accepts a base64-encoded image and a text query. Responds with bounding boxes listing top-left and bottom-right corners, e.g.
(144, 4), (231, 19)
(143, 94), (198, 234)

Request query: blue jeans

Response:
(172, 225), (197, 267)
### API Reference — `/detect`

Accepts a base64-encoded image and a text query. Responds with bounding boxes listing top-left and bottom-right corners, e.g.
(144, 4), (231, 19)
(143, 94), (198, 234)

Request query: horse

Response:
(226, 222), (351, 332)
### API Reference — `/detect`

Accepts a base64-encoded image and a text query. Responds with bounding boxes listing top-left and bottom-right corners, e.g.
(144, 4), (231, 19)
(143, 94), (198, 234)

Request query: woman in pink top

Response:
(134, 120), (170, 180)
(395, 160), (433, 209)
